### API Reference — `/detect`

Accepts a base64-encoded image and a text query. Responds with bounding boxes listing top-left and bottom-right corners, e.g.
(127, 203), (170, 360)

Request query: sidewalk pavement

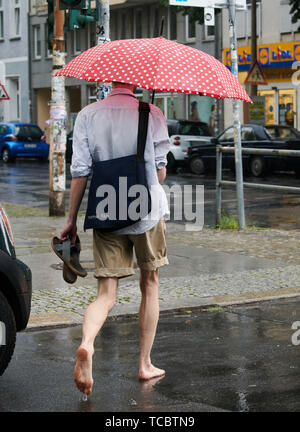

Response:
(1, 297), (300, 411)
(8, 209), (300, 330)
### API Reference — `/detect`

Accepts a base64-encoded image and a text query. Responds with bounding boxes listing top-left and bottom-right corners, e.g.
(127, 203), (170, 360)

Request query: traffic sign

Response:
(244, 60), (268, 86)
(169, 0), (247, 10)
(0, 83), (9, 100)
(204, 7), (215, 26)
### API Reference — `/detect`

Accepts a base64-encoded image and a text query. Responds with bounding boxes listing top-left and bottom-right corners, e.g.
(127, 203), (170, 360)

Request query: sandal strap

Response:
(55, 239), (71, 263)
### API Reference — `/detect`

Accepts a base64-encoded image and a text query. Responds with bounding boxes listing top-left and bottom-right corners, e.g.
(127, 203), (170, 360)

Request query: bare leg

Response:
(138, 269), (165, 380)
(74, 277), (118, 395)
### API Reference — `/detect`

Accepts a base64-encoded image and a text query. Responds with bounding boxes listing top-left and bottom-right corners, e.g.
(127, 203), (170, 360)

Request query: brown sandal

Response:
(51, 236), (87, 279)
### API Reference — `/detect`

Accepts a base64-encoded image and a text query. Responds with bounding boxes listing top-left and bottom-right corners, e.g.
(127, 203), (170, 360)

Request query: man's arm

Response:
(60, 176), (88, 243)
(157, 167), (167, 184)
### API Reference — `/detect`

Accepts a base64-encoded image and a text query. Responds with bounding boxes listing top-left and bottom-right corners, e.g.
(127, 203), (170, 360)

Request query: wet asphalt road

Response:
(1, 298), (300, 412)
(1, 159), (300, 229)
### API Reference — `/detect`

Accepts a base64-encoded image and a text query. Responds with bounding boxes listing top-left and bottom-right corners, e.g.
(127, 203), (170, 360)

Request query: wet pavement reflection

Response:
(1, 160), (300, 229)
(1, 298), (300, 412)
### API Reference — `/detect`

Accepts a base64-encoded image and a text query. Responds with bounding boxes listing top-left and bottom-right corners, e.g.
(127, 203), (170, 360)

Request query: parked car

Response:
(166, 120), (212, 173)
(0, 122), (49, 163)
(186, 124), (300, 176)
(0, 204), (32, 375)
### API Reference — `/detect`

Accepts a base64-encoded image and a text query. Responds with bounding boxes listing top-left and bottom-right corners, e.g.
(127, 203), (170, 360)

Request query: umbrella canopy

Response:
(56, 37), (251, 103)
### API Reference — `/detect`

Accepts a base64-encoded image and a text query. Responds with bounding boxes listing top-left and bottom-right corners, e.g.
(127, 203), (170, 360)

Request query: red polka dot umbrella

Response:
(56, 37), (252, 103)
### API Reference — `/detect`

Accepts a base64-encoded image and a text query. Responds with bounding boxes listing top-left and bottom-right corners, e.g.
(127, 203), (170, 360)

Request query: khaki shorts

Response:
(93, 218), (169, 278)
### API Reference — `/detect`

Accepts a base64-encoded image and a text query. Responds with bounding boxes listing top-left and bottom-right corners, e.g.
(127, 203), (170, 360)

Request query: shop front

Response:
(224, 41), (300, 129)
(151, 91), (216, 132)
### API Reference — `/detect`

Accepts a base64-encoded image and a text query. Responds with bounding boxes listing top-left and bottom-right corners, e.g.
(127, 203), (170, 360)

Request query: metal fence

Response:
(216, 145), (300, 227)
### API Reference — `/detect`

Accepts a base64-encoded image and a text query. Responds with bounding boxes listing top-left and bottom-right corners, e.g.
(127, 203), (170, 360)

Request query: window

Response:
(277, 127), (299, 139)
(219, 127), (234, 143)
(0, 0), (4, 40)
(10, 0), (20, 38)
(185, 15), (196, 41)
(204, 24), (215, 40)
(33, 25), (42, 59)
(45, 23), (52, 58)
(88, 86), (97, 104)
(88, 22), (95, 48)
(169, 7), (177, 40)
(135, 10), (142, 38)
(74, 29), (85, 54)
(0, 125), (8, 135)
(121, 12), (126, 39)
(241, 127), (256, 141)
(153, 8), (159, 37)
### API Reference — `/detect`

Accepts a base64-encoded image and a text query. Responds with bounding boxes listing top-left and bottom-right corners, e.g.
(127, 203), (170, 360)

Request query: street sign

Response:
(249, 96), (266, 125)
(204, 6), (215, 26)
(0, 83), (9, 100)
(244, 60), (268, 86)
(169, 0), (247, 10)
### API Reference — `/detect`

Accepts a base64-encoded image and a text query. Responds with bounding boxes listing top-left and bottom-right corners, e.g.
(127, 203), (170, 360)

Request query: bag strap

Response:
(137, 101), (150, 162)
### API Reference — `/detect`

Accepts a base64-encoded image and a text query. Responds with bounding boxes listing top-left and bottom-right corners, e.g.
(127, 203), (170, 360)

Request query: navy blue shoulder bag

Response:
(84, 101), (151, 232)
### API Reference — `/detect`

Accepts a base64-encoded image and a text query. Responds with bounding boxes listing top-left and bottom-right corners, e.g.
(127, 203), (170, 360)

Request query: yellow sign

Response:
(224, 41), (300, 73)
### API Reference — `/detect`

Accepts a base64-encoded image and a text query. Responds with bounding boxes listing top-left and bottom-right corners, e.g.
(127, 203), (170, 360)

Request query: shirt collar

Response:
(108, 88), (137, 98)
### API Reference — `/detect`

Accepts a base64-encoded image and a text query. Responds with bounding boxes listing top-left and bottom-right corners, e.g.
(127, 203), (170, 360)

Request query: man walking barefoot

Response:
(60, 82), (170, 395)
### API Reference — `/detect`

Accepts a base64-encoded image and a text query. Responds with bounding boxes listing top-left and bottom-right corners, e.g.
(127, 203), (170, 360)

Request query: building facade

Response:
(222, 0), (300, 129)
(29, 0), (218, 136)
(0, 0), (30, 123)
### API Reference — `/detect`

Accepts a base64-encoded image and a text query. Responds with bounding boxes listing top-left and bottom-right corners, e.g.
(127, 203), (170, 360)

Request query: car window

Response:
(0, 125), (8, 135)
(241, 127), (256, 141)
(167, 123), (178, 137)
(219, 127), (234, 143)
(265, 127), (277, 139)
(277, 127), (298, 139)
(14, 125), (43, 141)
(179, 122), (211, 136)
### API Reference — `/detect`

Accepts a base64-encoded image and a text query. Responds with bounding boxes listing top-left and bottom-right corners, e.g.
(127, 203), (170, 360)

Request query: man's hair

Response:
(112, 81), (137, 92)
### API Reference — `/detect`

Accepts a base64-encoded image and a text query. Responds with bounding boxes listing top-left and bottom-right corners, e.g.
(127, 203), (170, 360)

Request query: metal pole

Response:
(250, 0), (257, 98)
(214, 10), (223, 135)
(49, 0), (66, 216)
(228, 0), (246, 229)
(216, 146), (223, 226)
(96, 0), (111, 101)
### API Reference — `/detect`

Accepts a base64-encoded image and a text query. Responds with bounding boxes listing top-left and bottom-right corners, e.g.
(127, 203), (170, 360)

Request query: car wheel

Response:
(2, 148), (13, 164)
(167, 153), (177, 174)
(0, 291), (16, 376)
(250, 156), (265, 177)
(190, 156), (205, 175)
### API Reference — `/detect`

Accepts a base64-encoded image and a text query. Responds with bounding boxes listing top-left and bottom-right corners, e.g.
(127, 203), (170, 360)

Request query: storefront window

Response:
(153, 93), (179, 119)
(188, 95), (216, 125)
(258, 89), (295, 126)
(258, 90), (275, 125)
(279, 89), (294, 127)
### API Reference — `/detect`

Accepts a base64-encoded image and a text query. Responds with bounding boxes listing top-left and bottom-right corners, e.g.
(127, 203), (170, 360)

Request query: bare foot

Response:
(74, 347), (94, 395)
(138, 364), (166, 381)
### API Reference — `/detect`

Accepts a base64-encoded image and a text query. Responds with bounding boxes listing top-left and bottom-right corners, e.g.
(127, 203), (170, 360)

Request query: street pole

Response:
(96, 0), (111, 100)
(214, 9), (223, 134)
(49, 0), (67, 216)
(250, 0), (257, 98)
(228, 0), (246, 229)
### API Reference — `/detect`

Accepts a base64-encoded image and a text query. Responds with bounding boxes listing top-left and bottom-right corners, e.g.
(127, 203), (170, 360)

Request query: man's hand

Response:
(60, 221), (77, 244)
(59, 176), (88, 244)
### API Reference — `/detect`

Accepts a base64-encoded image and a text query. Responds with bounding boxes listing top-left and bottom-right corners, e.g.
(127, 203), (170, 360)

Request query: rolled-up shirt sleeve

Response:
(70, 110), (93, 178)
(151, 106), (171, 170)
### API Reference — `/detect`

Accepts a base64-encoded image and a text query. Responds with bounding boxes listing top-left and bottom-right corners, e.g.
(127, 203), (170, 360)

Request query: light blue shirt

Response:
(71, 88), (171, 234)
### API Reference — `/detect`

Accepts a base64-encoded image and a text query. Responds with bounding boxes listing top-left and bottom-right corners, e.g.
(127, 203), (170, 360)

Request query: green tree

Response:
(290, 0), (300, 29)
(160, 0), (220, 24)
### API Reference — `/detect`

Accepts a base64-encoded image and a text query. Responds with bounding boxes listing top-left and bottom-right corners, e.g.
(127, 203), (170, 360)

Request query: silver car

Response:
(166, 120), (212, 173)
